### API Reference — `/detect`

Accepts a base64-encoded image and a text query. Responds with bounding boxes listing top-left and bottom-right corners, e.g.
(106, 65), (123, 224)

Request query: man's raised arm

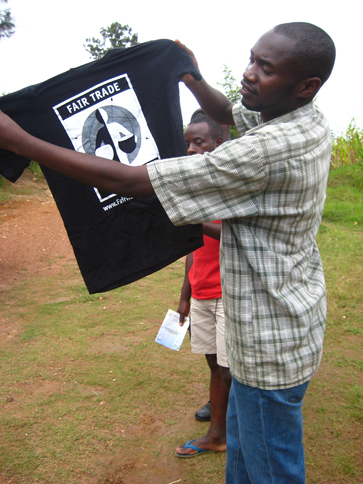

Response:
(0, 110), (154, 197)
(175, 40), (235, 127)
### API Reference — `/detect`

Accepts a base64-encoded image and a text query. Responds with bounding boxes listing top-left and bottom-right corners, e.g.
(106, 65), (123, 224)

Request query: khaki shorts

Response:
(190, 297), (228, 368)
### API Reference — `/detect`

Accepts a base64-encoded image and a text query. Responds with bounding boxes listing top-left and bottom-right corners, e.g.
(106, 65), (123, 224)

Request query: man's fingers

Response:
(175, 39), (190, 55)
(175, 39), (199, 72)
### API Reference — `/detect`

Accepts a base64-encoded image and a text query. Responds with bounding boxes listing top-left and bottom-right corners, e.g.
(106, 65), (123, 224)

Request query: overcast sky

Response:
(0, 0), (360, 135)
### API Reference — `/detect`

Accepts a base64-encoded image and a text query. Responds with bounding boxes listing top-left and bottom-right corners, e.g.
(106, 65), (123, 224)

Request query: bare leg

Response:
(176, 354), (231, 456)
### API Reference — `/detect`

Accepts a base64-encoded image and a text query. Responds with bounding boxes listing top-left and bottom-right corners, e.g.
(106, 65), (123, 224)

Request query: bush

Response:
(331, 120), (363, 168)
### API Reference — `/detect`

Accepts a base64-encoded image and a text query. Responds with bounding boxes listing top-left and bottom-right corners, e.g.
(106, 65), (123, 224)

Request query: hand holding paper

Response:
(155, 309), (190, 351)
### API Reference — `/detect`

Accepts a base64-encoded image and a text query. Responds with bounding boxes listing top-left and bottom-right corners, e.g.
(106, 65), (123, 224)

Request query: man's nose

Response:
(187, 144), (196, 155)
(243, 63), (257, 83)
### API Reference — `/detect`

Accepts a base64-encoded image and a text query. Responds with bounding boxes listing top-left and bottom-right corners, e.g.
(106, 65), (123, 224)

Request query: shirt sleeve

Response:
(147, 135), (266, 226)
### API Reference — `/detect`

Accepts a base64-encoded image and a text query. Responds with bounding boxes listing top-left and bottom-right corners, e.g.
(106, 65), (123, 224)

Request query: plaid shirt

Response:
(148, 101), (331, 389)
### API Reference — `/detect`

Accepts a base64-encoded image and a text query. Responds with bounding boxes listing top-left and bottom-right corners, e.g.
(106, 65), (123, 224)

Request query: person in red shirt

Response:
(176, 113), (232, 457)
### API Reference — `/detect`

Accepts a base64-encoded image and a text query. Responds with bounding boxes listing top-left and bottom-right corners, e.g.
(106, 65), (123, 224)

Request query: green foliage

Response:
(331, 120), (363, 168)
(0, 0), (15, 40)
(217, 65), (241, 139)
(217, 64), (241, 104)
(84, 22), (139, 60)
(28, 160), (42, 174)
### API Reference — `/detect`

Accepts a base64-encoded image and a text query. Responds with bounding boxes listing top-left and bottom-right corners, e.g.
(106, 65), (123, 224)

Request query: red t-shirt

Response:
(189, 221), (222, 300)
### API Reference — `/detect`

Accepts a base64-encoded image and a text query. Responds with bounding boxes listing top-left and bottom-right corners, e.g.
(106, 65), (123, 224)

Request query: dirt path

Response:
(0, 173), (75, 290)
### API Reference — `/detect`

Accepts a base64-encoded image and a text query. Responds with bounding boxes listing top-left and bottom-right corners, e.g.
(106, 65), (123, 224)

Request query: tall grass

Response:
(331, 120), (363, 168)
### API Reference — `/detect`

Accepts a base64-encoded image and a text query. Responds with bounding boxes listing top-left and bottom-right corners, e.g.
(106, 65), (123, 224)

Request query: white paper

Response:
(155, 309), (190, 351)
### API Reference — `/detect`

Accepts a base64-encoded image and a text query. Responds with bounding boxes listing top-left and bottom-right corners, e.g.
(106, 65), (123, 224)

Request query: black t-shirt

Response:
(0, 39), (203, 293)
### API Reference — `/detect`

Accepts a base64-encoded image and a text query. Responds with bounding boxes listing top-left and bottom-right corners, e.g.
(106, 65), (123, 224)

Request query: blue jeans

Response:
(226, 377), (309, 484)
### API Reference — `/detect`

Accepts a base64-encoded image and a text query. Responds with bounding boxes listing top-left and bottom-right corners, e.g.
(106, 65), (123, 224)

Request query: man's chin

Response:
(241, 97), (260, 113)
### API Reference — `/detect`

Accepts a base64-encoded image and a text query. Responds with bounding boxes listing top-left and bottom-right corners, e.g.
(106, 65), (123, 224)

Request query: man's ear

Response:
(298, 77), (322, 99)
(215, 136), (224, 147)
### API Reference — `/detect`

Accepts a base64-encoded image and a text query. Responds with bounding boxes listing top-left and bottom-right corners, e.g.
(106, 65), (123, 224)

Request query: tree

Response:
(217, 64), (241, 104)
(217, 65), (241, 139)
(0, 0), (15, 40)
(84, 22), (139, 60)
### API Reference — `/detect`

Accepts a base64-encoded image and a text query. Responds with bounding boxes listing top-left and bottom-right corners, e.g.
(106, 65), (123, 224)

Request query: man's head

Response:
(184, 115), (223, 155)
(241, 22), (336, 122)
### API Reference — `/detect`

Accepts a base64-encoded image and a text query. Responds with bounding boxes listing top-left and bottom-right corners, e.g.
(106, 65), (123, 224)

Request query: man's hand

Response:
(175, 40), (200, 72)
(173, 44), (235, 127)
(177, 253), (193, 326)
(175, 39), (201, 85)
(177, 298), (191, 327)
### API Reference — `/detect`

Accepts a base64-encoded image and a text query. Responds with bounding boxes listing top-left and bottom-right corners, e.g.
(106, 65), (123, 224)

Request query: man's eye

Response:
(262, 66), (272, 74)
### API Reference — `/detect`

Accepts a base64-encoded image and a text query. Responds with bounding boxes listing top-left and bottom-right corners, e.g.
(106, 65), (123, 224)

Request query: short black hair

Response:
(188, 114), (224, 141)
(190, 108), (206, 121)
(273, 22), (336, 85)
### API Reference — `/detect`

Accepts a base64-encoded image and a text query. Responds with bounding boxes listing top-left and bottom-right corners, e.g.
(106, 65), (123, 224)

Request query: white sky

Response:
(0, 0), (360, 135)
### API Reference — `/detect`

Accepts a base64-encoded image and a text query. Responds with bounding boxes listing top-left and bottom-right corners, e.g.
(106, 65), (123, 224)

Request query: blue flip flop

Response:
(175, 439), (216, 458)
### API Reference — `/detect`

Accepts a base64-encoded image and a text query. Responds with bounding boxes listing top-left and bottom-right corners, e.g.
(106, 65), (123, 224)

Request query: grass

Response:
(0, 148), (362, 483)
(302, 165), (363, 483)
(323, 163), (363, 229)
(1, 261), (215, 483)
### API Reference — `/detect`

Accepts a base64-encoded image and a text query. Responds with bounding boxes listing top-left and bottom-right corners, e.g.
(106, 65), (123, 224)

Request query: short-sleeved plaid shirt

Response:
(148, 101), (331, 390)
